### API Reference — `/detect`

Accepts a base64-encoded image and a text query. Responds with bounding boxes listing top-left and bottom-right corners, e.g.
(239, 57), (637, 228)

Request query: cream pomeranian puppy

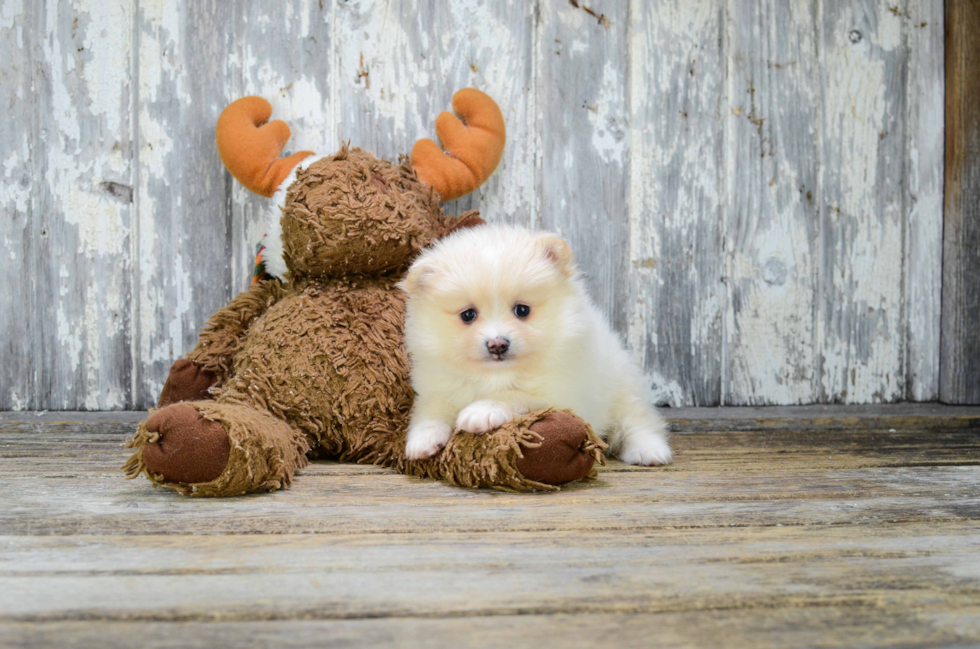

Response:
(399, 224), (672, 466)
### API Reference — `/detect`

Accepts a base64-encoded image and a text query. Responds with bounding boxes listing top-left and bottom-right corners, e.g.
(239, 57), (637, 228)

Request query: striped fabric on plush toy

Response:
(252, 235), (272, 284)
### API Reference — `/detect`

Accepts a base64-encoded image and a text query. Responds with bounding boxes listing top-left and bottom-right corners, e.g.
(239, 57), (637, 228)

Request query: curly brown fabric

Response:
(281, 147), (444, 278)
(187, 280), (289, 381)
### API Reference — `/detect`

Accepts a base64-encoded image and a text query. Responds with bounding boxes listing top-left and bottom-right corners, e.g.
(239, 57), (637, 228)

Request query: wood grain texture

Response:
(537, 0), (630, 332)
(33, 0), (136, 409)
(2, 524), (980, 621)
(229, 0), (337, 290)
(336, 0), (536, 226)
(134, 0), (236, 405)
(905, 0), (944, 401)
(0, 0), (36, 410)
(725, 0), (820, 405)
(818, 0), (908, 403)
(628, 2), (725, 406)
(0, 0), (952, 408)
(1, 410), (980, 647)
(4, 608), (980, 649)
(2, 420), (979, 536)
(941, 0), (980, 404)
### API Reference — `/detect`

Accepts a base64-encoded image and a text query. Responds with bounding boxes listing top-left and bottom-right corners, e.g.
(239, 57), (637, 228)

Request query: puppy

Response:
(399, 224), (672, 466)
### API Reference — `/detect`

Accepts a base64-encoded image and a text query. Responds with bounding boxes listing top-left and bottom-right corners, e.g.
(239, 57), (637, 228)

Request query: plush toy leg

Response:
(157, 359), (219, 407)
(407, 408), (606, 492)
(123, 401), (310, 497)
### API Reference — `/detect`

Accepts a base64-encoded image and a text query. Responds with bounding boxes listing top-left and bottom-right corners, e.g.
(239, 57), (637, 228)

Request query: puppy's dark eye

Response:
(460, 308), (478, 324)
(513, 304), (531, 319)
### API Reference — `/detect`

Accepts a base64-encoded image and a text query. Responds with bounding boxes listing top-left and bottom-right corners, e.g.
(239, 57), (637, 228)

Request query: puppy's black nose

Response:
(486, 337), (510, 356)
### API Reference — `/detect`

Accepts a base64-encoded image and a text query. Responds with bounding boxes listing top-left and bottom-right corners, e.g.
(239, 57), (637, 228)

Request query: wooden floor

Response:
(2, 405), (980, 648)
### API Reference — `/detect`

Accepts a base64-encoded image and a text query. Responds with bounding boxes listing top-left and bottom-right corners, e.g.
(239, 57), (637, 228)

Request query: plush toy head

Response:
(215, 89), (505, 280)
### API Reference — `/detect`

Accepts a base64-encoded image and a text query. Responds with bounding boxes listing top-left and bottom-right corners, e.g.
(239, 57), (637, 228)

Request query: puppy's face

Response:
(401, 226), (576, 374)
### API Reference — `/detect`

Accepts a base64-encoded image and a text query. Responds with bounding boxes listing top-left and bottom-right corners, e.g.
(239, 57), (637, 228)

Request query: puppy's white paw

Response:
(405, 420), (452, 460)
(619, 434), (673, 466)
(456, 400), (514, 434)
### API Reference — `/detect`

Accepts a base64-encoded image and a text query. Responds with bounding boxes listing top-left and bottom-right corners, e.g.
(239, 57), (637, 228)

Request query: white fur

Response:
(400, 224), (672, 466)
(404, 419), (452, 459)
(456, 400), (526, 433)
(262, 154), (327, 281)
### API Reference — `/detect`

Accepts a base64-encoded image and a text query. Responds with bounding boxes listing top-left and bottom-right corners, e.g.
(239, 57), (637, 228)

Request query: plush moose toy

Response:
(123, 89), (604, 497)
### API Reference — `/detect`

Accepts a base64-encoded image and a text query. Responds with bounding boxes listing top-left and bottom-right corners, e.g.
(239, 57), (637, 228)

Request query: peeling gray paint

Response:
(0, 0), (946, 409)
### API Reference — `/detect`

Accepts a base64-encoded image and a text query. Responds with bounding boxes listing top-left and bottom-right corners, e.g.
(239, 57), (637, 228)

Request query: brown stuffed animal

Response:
(123, 89), (604, 497)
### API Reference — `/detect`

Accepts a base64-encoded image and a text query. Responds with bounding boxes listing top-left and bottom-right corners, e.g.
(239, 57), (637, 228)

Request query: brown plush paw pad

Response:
(158, 359), (218, 408)
(517, 411), (596, 486)
(142, 404), (231, 484)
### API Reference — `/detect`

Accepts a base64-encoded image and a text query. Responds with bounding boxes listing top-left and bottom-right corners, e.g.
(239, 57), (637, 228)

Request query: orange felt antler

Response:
(411, 88), (506, 201)
(216, 97), (314, 198)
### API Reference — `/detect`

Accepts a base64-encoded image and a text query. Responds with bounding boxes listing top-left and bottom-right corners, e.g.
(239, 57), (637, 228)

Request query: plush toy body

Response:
(124, 89), (603, 496)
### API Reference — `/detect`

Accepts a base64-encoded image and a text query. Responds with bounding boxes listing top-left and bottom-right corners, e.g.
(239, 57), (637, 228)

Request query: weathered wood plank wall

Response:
(0, 0), (946, 409)
(941, 0), (980, 404)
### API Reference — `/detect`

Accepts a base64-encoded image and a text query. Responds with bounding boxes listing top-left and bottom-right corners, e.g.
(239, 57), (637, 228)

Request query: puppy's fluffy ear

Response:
(535, 233), (574, 276)
(399, 258), (436, 295)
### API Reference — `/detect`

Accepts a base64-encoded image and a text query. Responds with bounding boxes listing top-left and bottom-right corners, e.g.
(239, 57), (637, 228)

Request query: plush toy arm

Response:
(402, 408), (606, 492)
(186, 280), (288, 381)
